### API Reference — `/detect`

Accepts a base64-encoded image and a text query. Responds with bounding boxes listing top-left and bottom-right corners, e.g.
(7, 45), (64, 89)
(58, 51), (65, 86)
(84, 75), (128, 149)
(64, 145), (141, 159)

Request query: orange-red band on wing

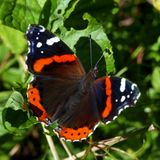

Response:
(33, 54), (77, 72)
(101, 77), (112, 118)
(27, 84), (49, 123)
(55, 126), (93, 141)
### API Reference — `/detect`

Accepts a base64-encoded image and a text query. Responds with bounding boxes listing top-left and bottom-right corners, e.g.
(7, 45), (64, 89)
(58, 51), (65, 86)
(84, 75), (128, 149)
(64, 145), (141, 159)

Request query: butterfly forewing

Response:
(26, 24), (85, 76)
(26, 25), (86, 124)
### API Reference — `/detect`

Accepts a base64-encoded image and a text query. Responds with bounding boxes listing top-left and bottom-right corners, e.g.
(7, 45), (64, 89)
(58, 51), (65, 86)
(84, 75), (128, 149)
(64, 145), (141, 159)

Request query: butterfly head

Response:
(91, 66), (98, 78)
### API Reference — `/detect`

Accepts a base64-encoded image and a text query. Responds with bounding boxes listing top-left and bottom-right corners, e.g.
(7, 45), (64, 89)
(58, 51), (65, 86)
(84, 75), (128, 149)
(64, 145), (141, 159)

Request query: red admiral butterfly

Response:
(26, 24), (141, 142)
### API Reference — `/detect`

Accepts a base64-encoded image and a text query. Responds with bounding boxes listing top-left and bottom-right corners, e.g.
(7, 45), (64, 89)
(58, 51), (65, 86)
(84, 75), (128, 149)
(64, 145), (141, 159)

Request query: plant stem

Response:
(42, 123), (60, 160)
(60, 139), (75, 160)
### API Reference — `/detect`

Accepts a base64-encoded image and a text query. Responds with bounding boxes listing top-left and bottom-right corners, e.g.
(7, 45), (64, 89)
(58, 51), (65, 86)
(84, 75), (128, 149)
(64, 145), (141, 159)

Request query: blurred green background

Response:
(0, 0), (160, 159)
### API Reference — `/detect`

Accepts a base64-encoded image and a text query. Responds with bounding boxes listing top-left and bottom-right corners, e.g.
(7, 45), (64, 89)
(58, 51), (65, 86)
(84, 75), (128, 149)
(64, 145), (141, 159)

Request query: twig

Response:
(42, 123), (60, 160)
(9, 144), (20, 156)
(64, 136), (126, 160)
(115, 67), (128, 77)
(81, 143), (92, 160)
(17, 55), (27, 72)
(111, 147), (139, 160)
(60, 139), (75, 160)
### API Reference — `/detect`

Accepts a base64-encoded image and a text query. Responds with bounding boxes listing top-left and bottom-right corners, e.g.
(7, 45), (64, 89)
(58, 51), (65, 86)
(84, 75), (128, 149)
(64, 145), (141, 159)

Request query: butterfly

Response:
(26, 24), (141, 142)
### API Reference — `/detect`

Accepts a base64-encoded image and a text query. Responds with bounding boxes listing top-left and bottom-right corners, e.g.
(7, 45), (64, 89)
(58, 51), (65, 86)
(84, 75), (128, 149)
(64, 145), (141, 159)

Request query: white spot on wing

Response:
(118, 108), (124, 114)
(88, 132), (93, 137)
(88, 122), (99, 138)
(113, 116), (117, 120)
(134, 100), (137, 104)
(137, 92), (141, 99)
(36, 42), (42, 48)
(46, 37), (60, 46)
(27, 40), (31, 54)
(124, 105), (129, 109)
(93, 122), (100, 131)
(39, 25), (45, 32)
(26, 24), (31, 34)
(27, 24), (31, 30)
(106, 121), (111, 124)
(27, 47), (30, 54)
(81, 138), (87, 141)
(73, 139), (79, 142)
(131, 83), (137, 90)
(25, 55), (28, 61)
(31, 76), (35, 82)
(120, 95), (126, 102)
(27, 40), (31, 46)
(120, 78), (126, 92)
(24, 63), (28, 72)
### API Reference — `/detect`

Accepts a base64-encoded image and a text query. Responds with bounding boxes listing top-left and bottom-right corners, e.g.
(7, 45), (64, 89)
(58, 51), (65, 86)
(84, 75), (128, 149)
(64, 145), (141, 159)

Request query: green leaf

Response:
(1, 68), (24, 89)
(0, 108), (8, 136)
(36, 0), (47, 8)
(0, 43), (10, 62)
(0, 91), (12, 100)
(49, 0), (73, 21)
(0, 24), (26, 54)
(2, 108), (28, 129)
(151, 67), (160, 93)
(148, 36), (160, 62)
(0, 91), (12, 107)
(18, 116), (38, 129)
(4, 91), (24, 110)
(49, 0), (76, 32)
(61, 13), (115, 74)
(152, 0), (160, 12)
(0, 0), (46, 31)
(136, 130), (159, 157)
(150, 36), (160, 51)
(64, 0), (80, 19)
(2, 107), (37, 134)
(0, 153), (10, 160)
(2, 91), (38, 133)
(3, 107), (38, 132)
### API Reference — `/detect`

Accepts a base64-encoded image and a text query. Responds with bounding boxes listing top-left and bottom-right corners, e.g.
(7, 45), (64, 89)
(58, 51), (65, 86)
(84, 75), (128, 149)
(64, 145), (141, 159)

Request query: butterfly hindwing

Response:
(28, 72), (100, 141)
(94, 76), (140, 123)
(54, 85), (100, 141)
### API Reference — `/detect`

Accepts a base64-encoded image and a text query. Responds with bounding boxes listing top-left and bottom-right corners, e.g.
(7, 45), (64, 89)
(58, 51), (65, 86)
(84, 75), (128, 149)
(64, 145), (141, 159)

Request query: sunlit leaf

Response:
(0, 24), (26, 54)
(2, 91), (37, 133)
(0, 0), (46, 31)
(61, 13), (115, 73)
(151, 67), (160, 93)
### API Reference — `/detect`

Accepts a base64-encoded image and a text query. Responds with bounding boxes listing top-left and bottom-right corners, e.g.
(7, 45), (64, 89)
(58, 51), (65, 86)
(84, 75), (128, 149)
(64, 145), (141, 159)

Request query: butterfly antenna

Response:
(94, 53), (104, 69)
(89, 35), (93, 69)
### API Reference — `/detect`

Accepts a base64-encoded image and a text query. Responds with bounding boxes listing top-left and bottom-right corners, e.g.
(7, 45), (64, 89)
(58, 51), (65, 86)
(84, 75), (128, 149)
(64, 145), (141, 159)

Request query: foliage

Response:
(0, 0), (160, 159)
